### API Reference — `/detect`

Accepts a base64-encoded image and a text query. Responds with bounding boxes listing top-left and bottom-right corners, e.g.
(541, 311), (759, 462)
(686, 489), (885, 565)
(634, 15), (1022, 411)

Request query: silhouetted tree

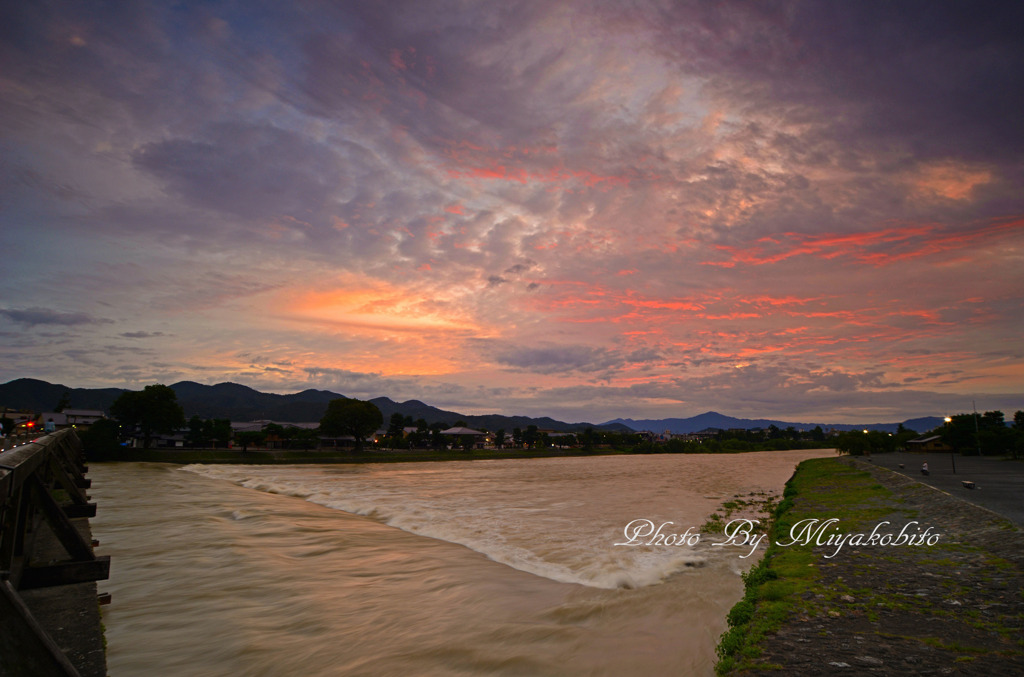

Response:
(79, 418), (121, 458)
(54, 390), (71, 413)
(186, 415), (206, 447)
(940, 414), (980, 454)
(234, 431), (265, 453)
(109, 384), (185, 449)
(320, 398), (383, 450)
(203, 419), (232, 448)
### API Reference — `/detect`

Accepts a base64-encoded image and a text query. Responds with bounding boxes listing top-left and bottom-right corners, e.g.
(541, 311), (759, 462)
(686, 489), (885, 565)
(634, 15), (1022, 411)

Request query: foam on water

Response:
(181, 453), (815, 589)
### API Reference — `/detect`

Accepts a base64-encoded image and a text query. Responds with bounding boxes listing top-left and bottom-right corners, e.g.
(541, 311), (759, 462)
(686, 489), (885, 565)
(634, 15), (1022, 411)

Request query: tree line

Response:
(938, 410), (1023, 458)
(75, 383), (1023, 458)
(833, 409), (1024, 458)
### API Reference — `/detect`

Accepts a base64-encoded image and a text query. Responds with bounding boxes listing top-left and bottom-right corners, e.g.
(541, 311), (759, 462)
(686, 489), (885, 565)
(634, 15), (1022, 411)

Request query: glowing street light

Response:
(944, 417), (955, 474)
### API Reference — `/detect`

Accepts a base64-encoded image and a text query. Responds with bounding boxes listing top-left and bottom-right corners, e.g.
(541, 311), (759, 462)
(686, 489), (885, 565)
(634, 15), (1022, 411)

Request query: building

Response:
(441, 426), (487, 449)
(906, 435), (951, 452)
(38, 409), (106, 432)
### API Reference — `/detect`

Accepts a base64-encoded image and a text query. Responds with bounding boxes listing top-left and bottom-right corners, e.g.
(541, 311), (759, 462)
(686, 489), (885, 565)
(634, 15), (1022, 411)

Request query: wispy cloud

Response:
(0, 308), (112, 327)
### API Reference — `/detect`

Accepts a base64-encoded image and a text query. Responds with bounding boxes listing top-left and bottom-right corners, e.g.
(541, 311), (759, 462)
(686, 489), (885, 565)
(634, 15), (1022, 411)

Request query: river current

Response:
(89, 450), (829, 676)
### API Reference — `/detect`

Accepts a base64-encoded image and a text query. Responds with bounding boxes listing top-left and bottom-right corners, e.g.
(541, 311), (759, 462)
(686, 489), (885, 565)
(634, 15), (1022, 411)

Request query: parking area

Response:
(865, 451), (1024, 527)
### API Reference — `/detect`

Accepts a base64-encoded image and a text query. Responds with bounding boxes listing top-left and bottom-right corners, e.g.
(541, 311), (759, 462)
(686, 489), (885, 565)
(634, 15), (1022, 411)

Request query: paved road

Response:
(863, 451), (1024, 527)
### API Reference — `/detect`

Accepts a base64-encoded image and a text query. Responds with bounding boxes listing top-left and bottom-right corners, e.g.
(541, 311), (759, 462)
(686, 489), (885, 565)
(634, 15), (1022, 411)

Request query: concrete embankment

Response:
(717, 455), (1024, 676)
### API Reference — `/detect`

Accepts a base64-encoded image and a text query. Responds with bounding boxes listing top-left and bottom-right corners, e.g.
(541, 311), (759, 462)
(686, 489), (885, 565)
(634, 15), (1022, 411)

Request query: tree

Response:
(234, 430), (265, 453)
(109, 384), (186, 449)
(204, 418), (232, 448)
(1013, 410), (1024, 460)
(263, 423), (288, 449)
(835, 431), (868, 456)
(186, 415), (206, 447)
(384, 412), (407, 449)
(54, 390), (72, 413)
(387, 412), (406, 436)
(290, 427), (320, 450)
(978, 411), (1012, 456)
(495, 429), (506, 448)
(320, 398), (383, 450)
(79, 418), (121, 458)
(940, 414), (980, 454)
(941, 410), (1010, 455)
(430, 423), (445, 449)
(894, 424), (919, 451)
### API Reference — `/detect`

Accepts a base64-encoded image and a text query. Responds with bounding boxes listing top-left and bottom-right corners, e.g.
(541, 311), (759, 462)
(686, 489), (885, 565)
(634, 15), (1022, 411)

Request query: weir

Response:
(0, 429), (109, 676)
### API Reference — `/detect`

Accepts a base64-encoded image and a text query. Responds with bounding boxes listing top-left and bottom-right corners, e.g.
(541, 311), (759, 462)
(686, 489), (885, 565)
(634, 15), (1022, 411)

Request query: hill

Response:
(0, 378), (624, 433)
(0, 379), (943, 434)
(604, 411), (945, 434)
(0, 378), (127, 413)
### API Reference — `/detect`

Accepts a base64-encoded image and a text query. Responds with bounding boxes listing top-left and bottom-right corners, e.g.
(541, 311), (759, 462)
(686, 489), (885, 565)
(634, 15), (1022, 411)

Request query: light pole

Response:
(944, 416), (955, 474)
(973, 400), (982, 457)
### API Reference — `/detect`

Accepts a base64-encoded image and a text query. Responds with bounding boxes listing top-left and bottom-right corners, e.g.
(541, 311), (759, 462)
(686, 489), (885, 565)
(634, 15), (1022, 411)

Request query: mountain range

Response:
(0, 378), (629, 433)
(0, 378), (944, 435)
(605, 412), (944, 435)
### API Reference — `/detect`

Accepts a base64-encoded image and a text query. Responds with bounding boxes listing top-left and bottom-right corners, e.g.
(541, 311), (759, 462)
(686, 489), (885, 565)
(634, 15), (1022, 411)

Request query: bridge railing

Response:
(0, 428), (110, 676)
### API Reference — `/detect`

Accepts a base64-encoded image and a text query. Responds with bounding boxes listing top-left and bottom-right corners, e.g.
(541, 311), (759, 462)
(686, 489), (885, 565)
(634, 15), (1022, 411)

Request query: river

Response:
(89, 450), (830, 676)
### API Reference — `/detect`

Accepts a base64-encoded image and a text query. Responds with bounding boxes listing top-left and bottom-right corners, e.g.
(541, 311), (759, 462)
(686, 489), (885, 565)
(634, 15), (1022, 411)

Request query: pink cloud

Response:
(702, 216), (1024, 268)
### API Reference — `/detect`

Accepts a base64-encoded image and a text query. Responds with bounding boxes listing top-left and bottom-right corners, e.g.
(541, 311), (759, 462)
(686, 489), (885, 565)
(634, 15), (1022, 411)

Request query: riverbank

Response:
(716, 456), (1024, 675)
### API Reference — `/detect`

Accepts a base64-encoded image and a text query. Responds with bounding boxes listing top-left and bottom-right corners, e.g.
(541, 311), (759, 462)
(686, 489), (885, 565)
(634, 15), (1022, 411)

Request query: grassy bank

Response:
(714, 457), (907, 674)
(715, 457), (1024, 674)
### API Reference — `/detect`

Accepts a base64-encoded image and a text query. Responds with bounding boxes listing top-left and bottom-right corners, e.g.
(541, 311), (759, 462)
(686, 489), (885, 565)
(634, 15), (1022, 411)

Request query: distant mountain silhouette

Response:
(0, 378), (943, 434)
(0, 378), (127, 413)
(603, 411), (944, 434)
(0, 378), (624, 433)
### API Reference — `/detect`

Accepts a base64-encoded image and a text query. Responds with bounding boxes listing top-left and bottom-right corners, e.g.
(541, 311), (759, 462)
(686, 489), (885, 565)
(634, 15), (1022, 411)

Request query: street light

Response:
(944, 416), (955, 474)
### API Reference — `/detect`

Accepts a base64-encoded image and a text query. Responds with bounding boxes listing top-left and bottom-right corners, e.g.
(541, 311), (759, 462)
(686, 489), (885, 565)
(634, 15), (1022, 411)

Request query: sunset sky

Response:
(2, 1), (1022, 424)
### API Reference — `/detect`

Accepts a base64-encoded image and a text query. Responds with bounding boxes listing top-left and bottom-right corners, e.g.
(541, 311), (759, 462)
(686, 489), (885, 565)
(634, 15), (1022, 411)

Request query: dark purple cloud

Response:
(642, 1), (1024, 160)
(0, 307), (111, 326)
(120, 331), (167, 339)
(133, 122), (345, 223)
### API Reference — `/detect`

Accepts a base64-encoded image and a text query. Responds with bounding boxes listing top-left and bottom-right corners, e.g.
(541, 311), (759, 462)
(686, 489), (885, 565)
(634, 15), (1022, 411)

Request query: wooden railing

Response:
(0, 429), (109, 676)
